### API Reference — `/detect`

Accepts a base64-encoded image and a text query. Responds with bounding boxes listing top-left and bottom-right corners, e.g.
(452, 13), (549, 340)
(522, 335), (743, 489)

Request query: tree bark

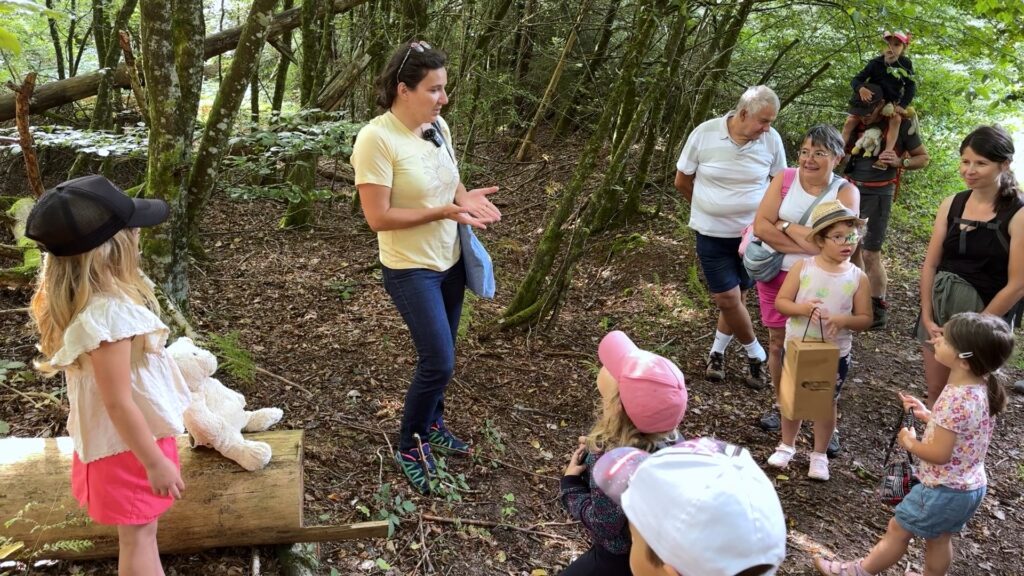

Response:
(137, 0), (205, 309)
(0, 432), (389, 560)
(685, 0), (754, 135)
(315, 50), (371, 112)
(7, 74), (45, 198)
(118, 30), (148, 121)
(515, 0), (591, 161)
(270, 0), (295, 120)
(46, 0), (66, 80)
(0, 0), (370, 122)
(185, 0), (279, 243)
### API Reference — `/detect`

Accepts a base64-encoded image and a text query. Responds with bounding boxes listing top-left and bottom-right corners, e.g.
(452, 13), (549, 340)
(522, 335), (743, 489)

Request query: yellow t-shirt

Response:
(351, 111), (461, 271)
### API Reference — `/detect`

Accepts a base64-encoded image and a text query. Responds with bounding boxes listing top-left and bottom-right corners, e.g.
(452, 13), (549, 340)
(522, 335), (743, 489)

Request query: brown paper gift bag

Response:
(779, 314), (840, 421)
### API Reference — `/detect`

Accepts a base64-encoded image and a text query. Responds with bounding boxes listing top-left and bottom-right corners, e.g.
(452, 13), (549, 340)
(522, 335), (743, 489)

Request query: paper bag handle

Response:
(801, 307), (827, 343)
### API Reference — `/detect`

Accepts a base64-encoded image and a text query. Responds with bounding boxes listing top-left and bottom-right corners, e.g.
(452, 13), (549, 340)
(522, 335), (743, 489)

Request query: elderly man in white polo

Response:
(674, 85), (787, 392)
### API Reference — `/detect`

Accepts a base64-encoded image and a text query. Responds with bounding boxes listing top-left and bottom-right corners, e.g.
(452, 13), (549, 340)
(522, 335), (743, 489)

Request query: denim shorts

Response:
(895, 483), (986, 539)
(695, 232), (754, 294)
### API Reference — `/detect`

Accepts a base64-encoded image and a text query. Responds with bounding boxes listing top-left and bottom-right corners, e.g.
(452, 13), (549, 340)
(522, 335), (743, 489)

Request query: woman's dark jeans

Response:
(382, 258), (465, 451)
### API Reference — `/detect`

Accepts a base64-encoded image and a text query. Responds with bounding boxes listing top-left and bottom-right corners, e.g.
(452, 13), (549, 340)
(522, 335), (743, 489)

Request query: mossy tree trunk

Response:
(138, 0), (205, 309)
(501, 1), (662, 328)
(280, 0), (331, 229)
(270, 0), (295, 120)
(185, 0), (279, 246)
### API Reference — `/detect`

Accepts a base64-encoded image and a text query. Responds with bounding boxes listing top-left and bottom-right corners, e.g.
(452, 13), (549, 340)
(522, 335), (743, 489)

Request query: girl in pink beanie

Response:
(559, 330), (688, 575)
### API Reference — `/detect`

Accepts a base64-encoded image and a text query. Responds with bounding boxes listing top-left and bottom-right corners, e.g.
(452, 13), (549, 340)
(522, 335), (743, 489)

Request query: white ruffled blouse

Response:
(52, 294), (191, 463)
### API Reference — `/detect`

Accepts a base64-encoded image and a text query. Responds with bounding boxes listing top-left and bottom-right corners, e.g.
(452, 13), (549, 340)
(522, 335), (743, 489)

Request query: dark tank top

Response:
(937, 190), (1022, 304)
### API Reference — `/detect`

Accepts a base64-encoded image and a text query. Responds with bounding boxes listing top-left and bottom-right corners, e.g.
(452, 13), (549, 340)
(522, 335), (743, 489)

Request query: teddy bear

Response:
(852, 127), (882, 157)
(167, 336), (284, 471)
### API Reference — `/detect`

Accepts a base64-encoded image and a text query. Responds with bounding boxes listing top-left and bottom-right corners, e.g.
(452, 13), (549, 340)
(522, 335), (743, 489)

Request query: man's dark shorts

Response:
(860, 192), (893, 251)
(695, 232), (755, 294)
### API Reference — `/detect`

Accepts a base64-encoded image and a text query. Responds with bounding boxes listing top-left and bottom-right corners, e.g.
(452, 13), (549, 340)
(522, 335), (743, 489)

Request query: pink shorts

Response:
(71, 436), (179, 525)
(756, 271), (789, 329)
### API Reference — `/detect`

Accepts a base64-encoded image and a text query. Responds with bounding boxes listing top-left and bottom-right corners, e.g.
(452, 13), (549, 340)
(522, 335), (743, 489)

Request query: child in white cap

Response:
(560, 330), (688, 575)
(594, 437), (787, 576)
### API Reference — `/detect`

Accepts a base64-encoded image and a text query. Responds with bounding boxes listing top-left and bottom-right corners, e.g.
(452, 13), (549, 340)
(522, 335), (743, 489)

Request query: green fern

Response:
(206, 331), (256, 384)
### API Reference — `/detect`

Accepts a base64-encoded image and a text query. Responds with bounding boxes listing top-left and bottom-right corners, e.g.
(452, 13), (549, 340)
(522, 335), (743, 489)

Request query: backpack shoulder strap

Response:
(780, 167), (797, 199)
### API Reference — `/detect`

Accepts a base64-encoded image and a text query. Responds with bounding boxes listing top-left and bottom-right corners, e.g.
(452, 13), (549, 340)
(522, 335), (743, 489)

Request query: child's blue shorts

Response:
(895, 482), (986, 539)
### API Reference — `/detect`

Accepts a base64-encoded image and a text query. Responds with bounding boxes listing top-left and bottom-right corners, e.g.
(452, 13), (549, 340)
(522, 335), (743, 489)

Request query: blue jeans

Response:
(382, 258), (465, 451)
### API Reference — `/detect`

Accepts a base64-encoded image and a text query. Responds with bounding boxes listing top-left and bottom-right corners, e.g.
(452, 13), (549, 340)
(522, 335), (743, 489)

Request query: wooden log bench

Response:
(0, 430), (387, 560)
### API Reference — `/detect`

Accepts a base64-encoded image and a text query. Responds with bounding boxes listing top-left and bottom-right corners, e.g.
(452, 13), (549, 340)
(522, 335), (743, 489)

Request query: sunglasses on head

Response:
(396, 41), (432, 83)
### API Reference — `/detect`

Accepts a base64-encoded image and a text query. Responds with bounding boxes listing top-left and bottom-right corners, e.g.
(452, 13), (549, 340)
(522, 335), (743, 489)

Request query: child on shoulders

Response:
(560, 331), (687, 575)
(842, 31), (916, 165)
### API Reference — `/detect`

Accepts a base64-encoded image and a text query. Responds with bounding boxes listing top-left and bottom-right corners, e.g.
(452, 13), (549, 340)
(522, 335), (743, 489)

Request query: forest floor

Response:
(2, 139), (1023, 576)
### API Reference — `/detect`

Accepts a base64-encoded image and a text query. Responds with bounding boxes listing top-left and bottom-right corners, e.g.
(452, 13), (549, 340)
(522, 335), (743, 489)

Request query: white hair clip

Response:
(958, 351), (974, 359)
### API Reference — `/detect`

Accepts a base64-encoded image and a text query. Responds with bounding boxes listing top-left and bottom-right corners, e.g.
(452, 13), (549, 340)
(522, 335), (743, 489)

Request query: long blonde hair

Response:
(30, 229), (159, 375)
(586, 389), (673, 454)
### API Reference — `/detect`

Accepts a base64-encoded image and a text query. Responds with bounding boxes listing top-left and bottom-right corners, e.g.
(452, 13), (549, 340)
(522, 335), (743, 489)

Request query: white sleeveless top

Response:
(785, 257), (862, 357)
(780, 170), (845, 271)
(51, 294), (191, 463)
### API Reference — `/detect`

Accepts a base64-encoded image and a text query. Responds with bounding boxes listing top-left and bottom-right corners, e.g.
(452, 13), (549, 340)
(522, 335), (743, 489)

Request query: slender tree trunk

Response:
(686, 0), (754, 134)
(46, 0), (66, 80)
(250, 62), (261, 124)
(138, 0), (204, 309)
(502, 1), (654, 326)
(399, 0), (428, 39)
(281, 0), (331, 229)
(270, 0), (295, 120)
(515, 0), (591, 161)
(185, 0), (278, 246)
(68, 0), (140, 178)
(512, 0), (535, 117)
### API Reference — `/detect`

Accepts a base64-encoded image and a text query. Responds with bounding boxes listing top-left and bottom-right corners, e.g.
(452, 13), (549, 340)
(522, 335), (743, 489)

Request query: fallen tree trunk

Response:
(0, 0), (369, 122)
(0, 431), (388, 560)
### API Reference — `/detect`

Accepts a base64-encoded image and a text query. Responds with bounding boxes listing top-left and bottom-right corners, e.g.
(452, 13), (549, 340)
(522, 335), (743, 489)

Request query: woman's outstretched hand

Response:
(454, 186), (501, 229)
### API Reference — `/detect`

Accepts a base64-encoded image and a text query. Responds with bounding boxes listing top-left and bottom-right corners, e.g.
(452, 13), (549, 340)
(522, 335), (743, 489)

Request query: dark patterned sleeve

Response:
(559, 457), (629, 550)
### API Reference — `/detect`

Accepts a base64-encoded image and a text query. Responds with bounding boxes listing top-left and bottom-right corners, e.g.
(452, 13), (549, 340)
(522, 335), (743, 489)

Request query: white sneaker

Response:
(808, 452), (830, 481)
(767, 443), (796, 468)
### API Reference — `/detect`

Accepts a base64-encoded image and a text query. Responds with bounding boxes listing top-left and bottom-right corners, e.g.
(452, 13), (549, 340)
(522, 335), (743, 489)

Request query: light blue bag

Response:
(432, 120), (496, 299)
(458, 223), (495, 299)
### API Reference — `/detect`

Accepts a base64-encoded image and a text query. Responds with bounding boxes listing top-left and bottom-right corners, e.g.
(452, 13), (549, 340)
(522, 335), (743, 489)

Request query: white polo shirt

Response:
(676, 114), (786, 238)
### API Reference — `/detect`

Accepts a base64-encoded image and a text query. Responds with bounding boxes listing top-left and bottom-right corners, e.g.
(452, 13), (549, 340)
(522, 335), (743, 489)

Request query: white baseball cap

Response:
(595, 438), (787, 576)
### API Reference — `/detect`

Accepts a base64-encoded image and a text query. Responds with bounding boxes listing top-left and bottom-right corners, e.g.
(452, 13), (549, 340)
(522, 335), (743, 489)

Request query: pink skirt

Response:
(71, 436), (179, 525)
(756, 271), (789, 329)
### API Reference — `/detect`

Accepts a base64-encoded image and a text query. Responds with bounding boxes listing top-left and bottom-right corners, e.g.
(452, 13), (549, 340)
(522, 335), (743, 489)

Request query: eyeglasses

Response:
(826, 231), (860, 245)
(422, 127), (442, 148)
(396, 41), (432, 83)
(798, 149), (833, 159)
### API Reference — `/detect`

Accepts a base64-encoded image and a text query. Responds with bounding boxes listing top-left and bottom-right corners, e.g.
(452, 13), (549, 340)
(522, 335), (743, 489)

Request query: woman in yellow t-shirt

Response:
(351, 40), (500, 494)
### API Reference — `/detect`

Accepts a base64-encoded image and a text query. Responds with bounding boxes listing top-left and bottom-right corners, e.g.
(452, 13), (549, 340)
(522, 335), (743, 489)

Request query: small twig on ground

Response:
(421, 513), (571, 541)
(418, 513), (435, 574)
(473, 452), (560, 481)
(254, 365), (314, 396)
(512, 403), (561, 419)
(251, 548), (261, 576)
(0, 381), (60, 408)
(0, 307), (29, 315)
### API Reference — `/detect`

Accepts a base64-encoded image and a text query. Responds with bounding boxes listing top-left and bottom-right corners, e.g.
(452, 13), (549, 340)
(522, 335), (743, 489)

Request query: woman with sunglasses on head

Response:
(750, 125), (860, 454)
(917, 125), (1024, 408)
(351, 41), (501, 494)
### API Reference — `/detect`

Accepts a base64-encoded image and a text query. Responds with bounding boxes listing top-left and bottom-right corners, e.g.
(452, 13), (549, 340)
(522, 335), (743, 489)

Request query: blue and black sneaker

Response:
(427, 420), (472, 457)
(394, 441), (436, 495)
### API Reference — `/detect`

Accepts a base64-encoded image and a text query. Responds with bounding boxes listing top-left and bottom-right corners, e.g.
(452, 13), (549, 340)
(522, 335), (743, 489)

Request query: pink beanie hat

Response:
(598, 331), (687, 434)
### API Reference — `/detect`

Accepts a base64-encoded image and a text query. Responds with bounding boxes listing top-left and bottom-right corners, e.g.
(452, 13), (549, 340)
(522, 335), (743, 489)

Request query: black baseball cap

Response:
(848, 83), (883, 117)
(25, 175), (169, 256)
